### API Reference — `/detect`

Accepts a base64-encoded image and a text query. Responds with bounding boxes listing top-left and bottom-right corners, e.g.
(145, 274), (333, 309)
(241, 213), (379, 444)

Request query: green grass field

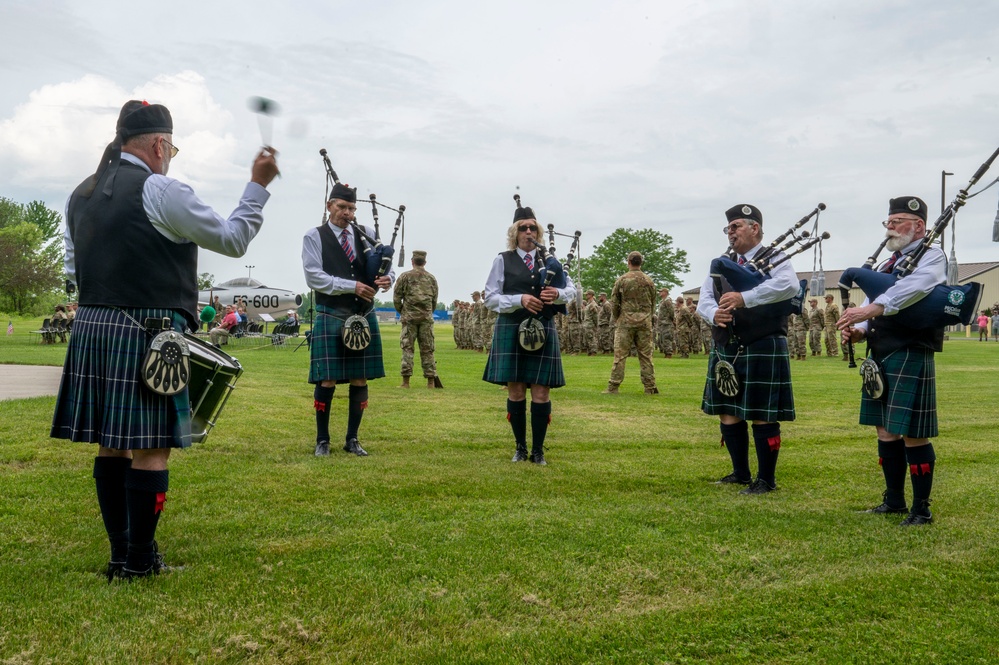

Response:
(1, 319), (997, 663)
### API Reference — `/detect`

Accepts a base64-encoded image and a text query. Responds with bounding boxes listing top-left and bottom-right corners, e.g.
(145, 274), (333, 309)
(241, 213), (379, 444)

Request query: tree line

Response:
(0, 197), (64, 315)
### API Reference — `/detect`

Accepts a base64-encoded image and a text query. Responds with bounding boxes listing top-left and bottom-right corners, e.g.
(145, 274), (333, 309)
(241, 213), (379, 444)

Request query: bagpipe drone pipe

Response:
(319, 149), (404, 288)
(837, 144), (999, 328)
(514, 194), (568, 319)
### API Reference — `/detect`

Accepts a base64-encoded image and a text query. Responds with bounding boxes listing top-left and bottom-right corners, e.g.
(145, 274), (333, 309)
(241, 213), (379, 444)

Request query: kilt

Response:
(859, 346), (937, 438)
(309, 306), (385, 383)
(483, 313), (565, 387)
(50, 306), (192, 450)
(701, 335), (795, 421)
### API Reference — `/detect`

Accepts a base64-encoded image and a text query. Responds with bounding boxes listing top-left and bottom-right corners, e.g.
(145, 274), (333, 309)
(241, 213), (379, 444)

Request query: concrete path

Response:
(0, 365), (63, 401)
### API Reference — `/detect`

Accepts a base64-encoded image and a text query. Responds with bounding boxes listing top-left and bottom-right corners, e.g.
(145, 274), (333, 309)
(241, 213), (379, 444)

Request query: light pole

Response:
(246, 265), (255, 279)
(940, 170), (953, 253)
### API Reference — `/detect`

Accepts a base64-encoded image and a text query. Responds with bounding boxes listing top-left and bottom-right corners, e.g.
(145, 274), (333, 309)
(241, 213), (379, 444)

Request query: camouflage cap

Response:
(412, 250), (427, 261)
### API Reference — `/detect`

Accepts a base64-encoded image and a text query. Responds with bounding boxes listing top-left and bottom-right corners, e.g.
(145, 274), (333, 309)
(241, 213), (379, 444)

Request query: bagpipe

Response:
(837, 146), (999, 329)
(512, 194), (569, 349)
(319, 148), (405, 288)
(709, 203), (830, 317)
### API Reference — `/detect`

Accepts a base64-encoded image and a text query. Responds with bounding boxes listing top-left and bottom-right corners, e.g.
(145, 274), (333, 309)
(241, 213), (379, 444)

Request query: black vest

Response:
(315, 223), (369, 314)
(711, 253), (789, 347)
(867, 253), (944, 356)
(67, 160), (199, 330)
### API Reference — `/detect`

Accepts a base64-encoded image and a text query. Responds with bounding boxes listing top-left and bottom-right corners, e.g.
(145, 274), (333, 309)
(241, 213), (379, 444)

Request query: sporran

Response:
(713, 346), (742, 397)
(518, 317), (547, 351)
(860, 356), (886, 400)
(141, 329), (191, 396)
(342, 313), (372, 351)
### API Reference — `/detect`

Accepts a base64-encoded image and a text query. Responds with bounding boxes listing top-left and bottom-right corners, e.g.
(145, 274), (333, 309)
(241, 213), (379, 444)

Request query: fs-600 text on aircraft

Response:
(199, 277), (303, 320)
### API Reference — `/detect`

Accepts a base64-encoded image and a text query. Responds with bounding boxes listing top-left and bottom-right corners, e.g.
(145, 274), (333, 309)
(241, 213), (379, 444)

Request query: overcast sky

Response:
(2, 0), (998, 304)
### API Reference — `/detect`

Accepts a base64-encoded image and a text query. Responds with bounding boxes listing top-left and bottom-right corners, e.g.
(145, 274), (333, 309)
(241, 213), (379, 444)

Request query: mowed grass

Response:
(1, 321), (998, 663)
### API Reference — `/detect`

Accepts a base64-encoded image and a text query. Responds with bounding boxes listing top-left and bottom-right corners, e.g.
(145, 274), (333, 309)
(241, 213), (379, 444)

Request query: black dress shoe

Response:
(900, 511), (933, 526)
(530, 450), (547, 466)
(714, 472), (752, 486)
(104, 561), (125, 582)
(314, 440), (330, 456)
(862, 502), (909, 514)
(739, 478), (776, 495)
(344, 438), (369, 456)
(512, 446), (528, 462)
(121, 544), (183, 580)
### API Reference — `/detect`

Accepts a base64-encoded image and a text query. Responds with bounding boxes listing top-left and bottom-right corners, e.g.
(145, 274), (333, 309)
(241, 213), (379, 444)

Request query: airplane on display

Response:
(199, 277), (303, 320)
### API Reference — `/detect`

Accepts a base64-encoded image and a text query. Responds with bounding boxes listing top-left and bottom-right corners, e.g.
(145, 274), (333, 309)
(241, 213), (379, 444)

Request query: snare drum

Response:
(185, 333), (244, 443)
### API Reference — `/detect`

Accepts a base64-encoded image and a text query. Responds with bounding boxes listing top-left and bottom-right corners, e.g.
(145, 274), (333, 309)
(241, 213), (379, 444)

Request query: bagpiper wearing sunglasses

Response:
(483, 204), (576, 465)
(697, 204), (799, 495)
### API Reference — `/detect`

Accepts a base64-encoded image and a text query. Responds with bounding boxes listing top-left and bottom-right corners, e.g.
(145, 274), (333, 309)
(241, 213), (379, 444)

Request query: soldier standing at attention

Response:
(793, 309), (808, 360)
(599, 292), (614, 354)
(470, 291), (486, 351)
(394, 250), (441, 389)
(674, 296), (694, 358)
(823, 294), (842, 360)
(808, 298), (824, 356)
(604, 251), (659, 394)
(685, 297), (701, 355)
(584, 290), (600, 356)
(656, 288), (676, 358)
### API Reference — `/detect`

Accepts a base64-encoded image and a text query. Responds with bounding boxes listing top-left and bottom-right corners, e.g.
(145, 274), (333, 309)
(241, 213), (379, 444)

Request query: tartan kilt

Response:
(483, 313), (565, 387)
(50, 306), (192, 450)
(701, 335), (795, 421)
(309, 306), (385, 383)
(859, 346), (937, 438)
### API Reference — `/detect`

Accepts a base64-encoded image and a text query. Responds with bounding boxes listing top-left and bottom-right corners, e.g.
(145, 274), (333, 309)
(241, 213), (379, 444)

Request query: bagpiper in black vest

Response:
(315, 223), (371, 315)
(867, 250), (944, 357)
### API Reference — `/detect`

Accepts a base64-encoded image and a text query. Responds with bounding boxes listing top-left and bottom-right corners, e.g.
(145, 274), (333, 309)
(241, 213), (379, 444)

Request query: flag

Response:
(6, 321), (12, 336)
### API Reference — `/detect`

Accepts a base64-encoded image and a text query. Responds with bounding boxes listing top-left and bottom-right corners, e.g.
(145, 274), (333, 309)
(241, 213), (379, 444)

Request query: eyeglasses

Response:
(518, 224), (538, 233)
(722, 222), (754, 235)
(162, 138), (179, 158)
(334, 202), (357, 213)
(881, 217), (920, 228)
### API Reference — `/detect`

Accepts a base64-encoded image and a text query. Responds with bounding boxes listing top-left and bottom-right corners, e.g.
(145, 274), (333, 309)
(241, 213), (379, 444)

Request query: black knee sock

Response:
(93, 457), (131, 563)
(906, 443), (936, 515)
(124, 468), (169, 573)
(346, 385), (368, 441)
(507, 399), (527, 447)
(530, 401), (552, 456)
(314, 384), (334, 443)
(719, 421), (751, 482)
(877, 438), (908, 508)
(751, 422), (781, 487)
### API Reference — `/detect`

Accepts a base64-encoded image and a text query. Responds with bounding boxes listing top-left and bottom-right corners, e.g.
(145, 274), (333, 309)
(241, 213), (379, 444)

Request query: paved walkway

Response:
(0, 365), (63, 401)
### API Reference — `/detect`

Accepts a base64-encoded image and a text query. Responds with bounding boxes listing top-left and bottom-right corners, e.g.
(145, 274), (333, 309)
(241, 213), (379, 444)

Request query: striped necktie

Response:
(737, 255), (746, 266)
(524, 252), (533, 272)
(883, 251), (902, 273)
(339, 229), (355, 262)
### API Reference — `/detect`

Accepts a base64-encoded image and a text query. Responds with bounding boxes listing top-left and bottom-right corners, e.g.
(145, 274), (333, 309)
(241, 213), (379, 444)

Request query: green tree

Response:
(577, 228), (689, 296)
(197, 272), (216, 290)
(0, 197), (64, 314)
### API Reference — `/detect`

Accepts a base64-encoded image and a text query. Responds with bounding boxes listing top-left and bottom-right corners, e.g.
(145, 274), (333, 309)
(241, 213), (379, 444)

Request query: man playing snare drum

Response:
(51, 100), (279, 580)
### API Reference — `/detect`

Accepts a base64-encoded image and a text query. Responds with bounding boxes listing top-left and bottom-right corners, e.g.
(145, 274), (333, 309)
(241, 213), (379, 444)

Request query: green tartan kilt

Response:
(50, 305), (192, 449)
(701, 336), (795, 422)
(859, 347), (937, 438)
(309, 306), (385, 384)
(483, 313), (565, 387)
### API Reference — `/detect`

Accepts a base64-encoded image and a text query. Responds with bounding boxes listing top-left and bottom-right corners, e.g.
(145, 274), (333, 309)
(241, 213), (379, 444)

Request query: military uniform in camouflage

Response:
(605, 254), (658, 394)
(394, 252), (440, 387)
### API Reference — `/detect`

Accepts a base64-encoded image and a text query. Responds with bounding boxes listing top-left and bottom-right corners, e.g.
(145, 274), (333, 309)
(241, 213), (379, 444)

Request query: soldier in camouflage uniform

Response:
(793, 310), (808, 360)
(565, 299), (580, 354)
(699, 313), (712, 354)
(808, 298), (824, 356)
(394, 250), (441, 388)
(685, 297), (701, 354)
(451, 300), (461, 348)
(656, 288), (676, 358)
(483, 295), (499, 353)
(823, 294), (841, 359)
(604, 252), (658, 394)
(583, 290), (600, 355)
(674, 296), (693, 358)
(599, 292), (614, 353)
(470, 291), (486, 351)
